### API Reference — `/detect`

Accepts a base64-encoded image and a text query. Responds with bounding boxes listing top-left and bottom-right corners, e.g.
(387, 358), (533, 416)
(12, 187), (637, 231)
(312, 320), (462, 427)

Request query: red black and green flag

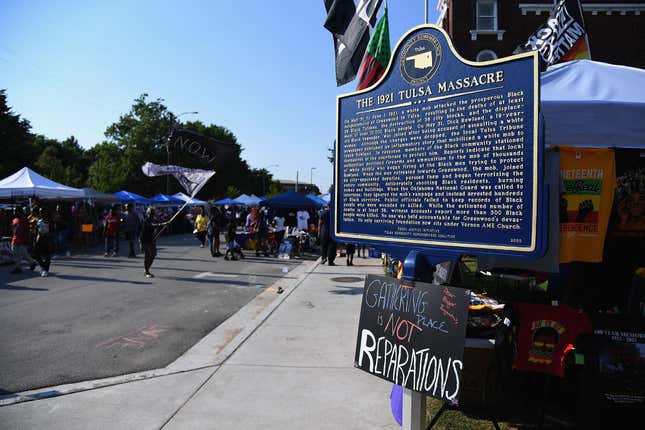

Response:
(356, 7), (390, 90)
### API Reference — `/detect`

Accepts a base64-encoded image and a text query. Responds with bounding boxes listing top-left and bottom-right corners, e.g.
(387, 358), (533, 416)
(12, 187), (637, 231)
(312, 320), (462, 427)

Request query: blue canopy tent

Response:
(112, 190), (150, 204)
(541, 60), (645, 148)
(306, 194), (327, 205)
(259, 191), (321, 209)
(149, 194), (184, 205)
(172, 192), (207, 206)
(212, 197), (238, 206)
(233, 194), (261, 206)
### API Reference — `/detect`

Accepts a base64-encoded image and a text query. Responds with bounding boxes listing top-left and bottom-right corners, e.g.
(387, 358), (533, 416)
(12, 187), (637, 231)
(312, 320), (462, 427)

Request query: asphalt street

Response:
(0, 234), (311, 394)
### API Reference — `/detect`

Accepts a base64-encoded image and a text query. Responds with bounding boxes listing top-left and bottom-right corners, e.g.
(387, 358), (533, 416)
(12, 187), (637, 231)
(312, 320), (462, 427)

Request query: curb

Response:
(0, 258), (320, 407)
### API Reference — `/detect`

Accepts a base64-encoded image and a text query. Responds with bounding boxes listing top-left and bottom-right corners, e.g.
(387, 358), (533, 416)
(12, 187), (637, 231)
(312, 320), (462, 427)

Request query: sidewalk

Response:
(0, 256), (398, 430)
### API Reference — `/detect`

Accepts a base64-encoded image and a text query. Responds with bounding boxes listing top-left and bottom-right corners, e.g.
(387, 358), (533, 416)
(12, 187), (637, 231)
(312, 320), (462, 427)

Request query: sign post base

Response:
(403, 388), (425, 430)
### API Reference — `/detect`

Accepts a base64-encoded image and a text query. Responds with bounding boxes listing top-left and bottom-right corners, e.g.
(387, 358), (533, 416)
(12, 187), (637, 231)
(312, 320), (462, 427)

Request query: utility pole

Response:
(310, 167), (316, 193)
(295, 170), (299, 192)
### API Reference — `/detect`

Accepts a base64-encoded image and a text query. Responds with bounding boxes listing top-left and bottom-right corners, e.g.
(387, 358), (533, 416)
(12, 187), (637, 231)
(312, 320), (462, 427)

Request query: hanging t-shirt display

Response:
(511, 303), (592, 378)
(559, 146), (617, 263)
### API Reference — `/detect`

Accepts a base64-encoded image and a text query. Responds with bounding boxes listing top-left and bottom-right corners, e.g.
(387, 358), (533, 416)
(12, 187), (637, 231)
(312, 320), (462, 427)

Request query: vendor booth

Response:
(382, 60), (645, 427)
(112, 190), (151, 204)
(149, 194), (184, 205)
(76, 188), (120, 203)
(0, 167), (84, 200)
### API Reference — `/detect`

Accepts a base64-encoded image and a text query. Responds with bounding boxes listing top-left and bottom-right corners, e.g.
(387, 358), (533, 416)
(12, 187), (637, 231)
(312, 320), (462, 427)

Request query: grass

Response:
(424, 397), (522, 430)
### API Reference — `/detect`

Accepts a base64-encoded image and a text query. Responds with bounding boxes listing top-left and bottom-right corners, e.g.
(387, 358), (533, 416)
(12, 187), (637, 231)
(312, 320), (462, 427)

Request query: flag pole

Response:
(153, 200), (191, 241)
(424, 0), (428, 24)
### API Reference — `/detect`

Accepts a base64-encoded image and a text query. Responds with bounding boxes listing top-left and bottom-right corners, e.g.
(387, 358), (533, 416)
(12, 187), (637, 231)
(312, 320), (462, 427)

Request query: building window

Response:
(476, 0), (497, 31)
(476, 50), (498, 62)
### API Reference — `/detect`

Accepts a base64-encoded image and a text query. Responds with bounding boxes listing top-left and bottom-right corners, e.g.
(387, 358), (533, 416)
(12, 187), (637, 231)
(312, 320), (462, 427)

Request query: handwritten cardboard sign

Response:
(354, 275), (469, 403)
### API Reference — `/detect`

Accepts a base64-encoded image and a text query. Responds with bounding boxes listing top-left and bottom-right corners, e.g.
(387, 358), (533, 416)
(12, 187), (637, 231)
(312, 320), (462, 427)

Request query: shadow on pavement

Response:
(0, 285), (49, 292)
(56, 274), (152, 285)
(328, 286), (364, 295)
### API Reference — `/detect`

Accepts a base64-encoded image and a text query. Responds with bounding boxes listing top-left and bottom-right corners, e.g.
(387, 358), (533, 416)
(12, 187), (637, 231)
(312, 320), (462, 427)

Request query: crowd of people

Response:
(2, 200), (371, 278)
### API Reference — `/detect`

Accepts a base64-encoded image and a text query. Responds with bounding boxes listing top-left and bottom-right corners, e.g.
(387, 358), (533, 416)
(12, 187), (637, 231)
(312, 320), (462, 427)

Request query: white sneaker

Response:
(52, 254), (60, 260)
(40, 270), (48, 277)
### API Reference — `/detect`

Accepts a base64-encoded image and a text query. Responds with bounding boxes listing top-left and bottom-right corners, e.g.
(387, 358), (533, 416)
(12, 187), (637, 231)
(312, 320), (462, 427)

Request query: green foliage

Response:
(327, 141), (335, 164)
(33, 135), (87, 187)
(87, 142), (129, 192)
(91, 93), (173, 195)
(0, 89), (38, 178)
(2, 89), (272, 201)
(225, 185), (240, 198)
(265, 182), (283, 198)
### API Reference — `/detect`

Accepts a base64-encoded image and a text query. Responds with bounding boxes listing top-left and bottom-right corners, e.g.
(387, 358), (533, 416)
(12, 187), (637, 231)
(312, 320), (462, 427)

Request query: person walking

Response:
(9, 207), (37, 274)
(140, 207), (165, 278)
(194, 206), (209, 248)
(104, 206), (120, 257)
(224, 216), (244, 260)
(33, 208), (54, 277)
(318, 205), (336, 266)
(357, 243), (367, 258)
(272, 210), (286, 256)
(122, 204), (140, 258)
(254, 211), (270, 257)
(52, 204), (70, 258)
(208, 206), (223, 257)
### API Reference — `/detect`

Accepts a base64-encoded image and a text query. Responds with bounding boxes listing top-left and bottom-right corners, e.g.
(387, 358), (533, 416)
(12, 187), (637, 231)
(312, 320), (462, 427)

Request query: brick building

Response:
(435, 1), (645, 68)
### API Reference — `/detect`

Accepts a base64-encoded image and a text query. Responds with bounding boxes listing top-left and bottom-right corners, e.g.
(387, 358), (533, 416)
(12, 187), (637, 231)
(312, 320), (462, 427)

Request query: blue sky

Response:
(0, 0), (438, 192)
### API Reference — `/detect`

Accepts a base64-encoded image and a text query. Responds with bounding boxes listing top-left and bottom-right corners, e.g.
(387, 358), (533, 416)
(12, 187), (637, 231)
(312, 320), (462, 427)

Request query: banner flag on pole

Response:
(141, 162), (215, 198)
(515, 0), (591, 71)
(356, 6), (390, 90)
(167, 129), (237, 170)
(324, 0), (383, 86)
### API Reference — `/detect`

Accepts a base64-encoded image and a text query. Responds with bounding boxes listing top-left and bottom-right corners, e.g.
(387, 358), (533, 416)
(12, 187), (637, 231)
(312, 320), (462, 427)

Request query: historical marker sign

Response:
(354, 275), (470, 403)
(334, 25), (544, 256)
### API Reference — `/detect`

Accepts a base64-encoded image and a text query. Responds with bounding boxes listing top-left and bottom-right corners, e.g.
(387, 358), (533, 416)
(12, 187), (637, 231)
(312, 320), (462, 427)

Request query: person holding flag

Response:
(140, 206), (167, 278)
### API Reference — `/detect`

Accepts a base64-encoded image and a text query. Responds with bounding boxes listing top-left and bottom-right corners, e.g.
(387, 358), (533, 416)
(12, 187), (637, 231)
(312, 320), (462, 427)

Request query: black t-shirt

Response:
(140, 219), (155, 244)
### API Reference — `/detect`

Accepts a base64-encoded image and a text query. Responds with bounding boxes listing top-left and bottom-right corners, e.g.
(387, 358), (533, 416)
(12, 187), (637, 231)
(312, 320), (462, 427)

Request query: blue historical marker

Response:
(333, 25), (545, 258)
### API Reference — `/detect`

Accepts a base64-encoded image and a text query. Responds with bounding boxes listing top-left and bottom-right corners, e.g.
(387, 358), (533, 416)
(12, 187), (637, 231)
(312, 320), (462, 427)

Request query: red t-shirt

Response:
(104, 213), (120, 236)
(11, 217), (28, 246)
(512, 303), (592, 378)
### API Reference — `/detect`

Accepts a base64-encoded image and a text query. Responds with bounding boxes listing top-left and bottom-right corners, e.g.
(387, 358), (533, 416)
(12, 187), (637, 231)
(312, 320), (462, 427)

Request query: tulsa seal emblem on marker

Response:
(399, 32), (442, 86)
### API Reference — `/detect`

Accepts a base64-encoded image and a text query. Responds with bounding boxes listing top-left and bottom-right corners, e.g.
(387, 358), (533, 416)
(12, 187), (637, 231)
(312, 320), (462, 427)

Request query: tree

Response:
(88, 94), (173, 194)
(0, 89), (38, 178)
(87, 142), (129, 192)
(33, 135), (88, 187)
(225, 185), (240, 198)
(181, 120), (263, 199)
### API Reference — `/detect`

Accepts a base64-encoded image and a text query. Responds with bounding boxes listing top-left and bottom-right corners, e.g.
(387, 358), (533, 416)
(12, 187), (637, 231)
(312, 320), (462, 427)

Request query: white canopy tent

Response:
(0, 167), (84, 199)
(541, 60), (645, 148)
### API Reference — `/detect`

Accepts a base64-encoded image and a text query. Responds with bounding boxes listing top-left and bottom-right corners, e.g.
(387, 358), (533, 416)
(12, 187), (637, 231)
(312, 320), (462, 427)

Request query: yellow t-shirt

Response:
(559, 146), (616, 263)
(195, 214), (209, 232)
